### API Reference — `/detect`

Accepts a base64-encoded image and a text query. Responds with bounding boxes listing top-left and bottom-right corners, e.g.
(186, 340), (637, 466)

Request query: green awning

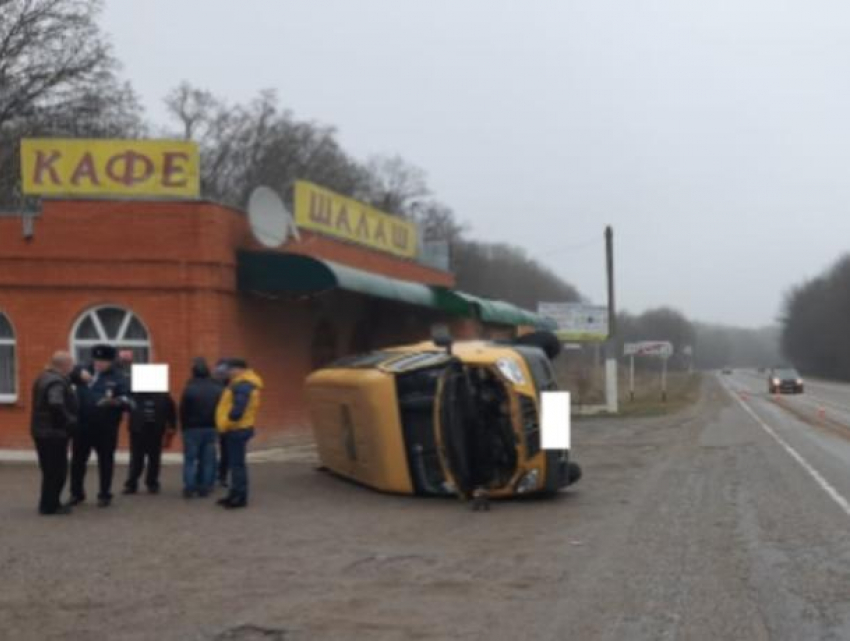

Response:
(237, 251), (442, 308)
(431, 288), (558, 330)
(237, 252), (558, 329)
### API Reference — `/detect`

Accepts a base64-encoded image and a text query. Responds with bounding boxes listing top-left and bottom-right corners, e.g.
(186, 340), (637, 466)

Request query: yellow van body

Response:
(306, 340), (579, 498)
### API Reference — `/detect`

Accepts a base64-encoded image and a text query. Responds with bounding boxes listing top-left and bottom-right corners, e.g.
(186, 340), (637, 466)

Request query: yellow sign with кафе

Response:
(20, 138), (200, 198)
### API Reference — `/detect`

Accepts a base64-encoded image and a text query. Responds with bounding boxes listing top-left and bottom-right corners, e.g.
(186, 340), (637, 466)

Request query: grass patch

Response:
(616, 371), (703, 418)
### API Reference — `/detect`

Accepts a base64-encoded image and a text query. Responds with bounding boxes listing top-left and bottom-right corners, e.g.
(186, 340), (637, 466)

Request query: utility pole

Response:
(604, 225), (619, 413)
(606, 226), (616, 335)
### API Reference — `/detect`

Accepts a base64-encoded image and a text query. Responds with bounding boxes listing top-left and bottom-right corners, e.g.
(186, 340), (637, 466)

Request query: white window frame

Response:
(69, 305), (153, 363)
(0, 311), (17, 404)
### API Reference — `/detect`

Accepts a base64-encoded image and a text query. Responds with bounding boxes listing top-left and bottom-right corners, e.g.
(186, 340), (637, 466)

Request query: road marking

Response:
(722, 377), (850, 519)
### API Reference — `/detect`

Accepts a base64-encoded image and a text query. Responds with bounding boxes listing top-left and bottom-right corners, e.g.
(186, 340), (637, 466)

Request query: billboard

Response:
(20, 138), (200, 198)
(538, 302), (609, 342)
(293, 180), (418, 259)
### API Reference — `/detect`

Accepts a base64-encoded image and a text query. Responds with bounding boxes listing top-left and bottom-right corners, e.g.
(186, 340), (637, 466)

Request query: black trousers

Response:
(34, 437), (69, 513)
(70, 425), (119, 500)
(125, 429), (164, 490)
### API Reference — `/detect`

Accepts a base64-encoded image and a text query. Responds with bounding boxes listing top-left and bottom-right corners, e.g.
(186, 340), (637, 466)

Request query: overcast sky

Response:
(101, 0), (850, 327)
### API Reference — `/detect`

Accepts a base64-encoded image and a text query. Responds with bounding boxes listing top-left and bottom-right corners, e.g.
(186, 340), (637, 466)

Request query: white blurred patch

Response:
(541, 391), (571, 450)
(132, 364), (169, 393)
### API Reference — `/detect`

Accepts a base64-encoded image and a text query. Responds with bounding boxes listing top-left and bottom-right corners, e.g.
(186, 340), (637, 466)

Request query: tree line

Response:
(617, 306), (780, 371)
(0, 0), (579, 310)
(781, 254), (850, 379)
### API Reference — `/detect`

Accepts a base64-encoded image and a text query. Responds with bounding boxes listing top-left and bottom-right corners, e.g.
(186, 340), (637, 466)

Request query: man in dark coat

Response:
(124, 391), (177, 495)
(30, 351), (78, 515)
(69, 344), (132, 508)
(180, 357), (224, 498)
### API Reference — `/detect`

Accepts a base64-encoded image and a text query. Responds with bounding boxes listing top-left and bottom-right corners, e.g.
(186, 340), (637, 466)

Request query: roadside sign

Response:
(624, 341), (673, 357)
(538, 302), (609, 342)
(624, 341), (673, 402)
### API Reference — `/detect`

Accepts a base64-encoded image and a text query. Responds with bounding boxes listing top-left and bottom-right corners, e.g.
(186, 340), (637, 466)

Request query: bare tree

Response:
(163, 82), (217, 140)
(162, 84), (380, 209)
(413, 200), (466, 243)
(0, 0), (114, 129)
(362, 154), (430, 215)
(0, 0), (145, 207)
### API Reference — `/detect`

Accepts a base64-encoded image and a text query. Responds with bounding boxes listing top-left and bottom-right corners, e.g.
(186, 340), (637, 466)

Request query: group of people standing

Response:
(30, 345), (263, 515)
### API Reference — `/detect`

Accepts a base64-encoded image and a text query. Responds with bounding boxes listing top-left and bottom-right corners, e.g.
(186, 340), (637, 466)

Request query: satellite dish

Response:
(247, 186), (298, 248)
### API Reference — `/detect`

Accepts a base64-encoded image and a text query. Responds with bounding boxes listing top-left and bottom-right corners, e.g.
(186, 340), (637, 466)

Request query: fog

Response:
(101, 0), (850, 326)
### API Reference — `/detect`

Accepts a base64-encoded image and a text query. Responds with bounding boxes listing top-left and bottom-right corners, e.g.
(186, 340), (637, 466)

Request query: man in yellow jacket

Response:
(215, 359), (263, 509)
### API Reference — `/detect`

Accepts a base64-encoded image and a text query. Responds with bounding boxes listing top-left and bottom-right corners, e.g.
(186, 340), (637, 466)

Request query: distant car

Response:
(721, 367), (733, 375)
(768, 367), (804, 394)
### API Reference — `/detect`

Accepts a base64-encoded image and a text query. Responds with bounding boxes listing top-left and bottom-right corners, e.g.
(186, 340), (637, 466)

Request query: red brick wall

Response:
(0, 198), (456, 448)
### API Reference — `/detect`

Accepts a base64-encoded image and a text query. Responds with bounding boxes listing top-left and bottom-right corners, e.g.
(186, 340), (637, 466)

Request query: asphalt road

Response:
(2, 373), (850, 640)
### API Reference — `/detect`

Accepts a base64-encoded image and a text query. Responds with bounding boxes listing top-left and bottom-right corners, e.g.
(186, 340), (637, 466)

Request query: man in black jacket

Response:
(69, 344), (133, 508)
(124, 391), (177, 495)
(180, 357), (224, 498)
(31, 351), (78, 515)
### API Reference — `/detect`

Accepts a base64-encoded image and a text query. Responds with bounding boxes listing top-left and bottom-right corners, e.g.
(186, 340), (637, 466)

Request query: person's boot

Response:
(223, 497), (247, 509)
(147, 485), (160, 495)
(216, 495), (233, 506)
(97, 495), (112, 508)
(68, 495), (86, 506)
(39, 505), (72, 516)
(122, 484), (137, 495)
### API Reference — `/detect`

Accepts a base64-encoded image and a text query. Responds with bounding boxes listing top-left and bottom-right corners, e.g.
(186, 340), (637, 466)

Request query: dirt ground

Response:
(2, 376), (850, 640)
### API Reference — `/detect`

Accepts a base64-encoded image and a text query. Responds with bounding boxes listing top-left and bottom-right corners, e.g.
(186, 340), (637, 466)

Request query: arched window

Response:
(71, 306), (151, 365)
(0, 312), (16, 402)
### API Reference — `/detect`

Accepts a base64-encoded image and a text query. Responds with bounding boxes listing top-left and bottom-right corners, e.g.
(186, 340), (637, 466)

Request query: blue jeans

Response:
(224, 428), (254, 502)
(182, 428), (217, 493)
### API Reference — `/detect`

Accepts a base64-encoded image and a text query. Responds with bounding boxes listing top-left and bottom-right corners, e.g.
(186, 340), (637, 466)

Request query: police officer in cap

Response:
(69, 344), (133, 507)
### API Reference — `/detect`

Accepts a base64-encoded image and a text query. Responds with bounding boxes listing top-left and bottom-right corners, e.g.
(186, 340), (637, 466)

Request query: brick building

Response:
(0, 198), (551, 449)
